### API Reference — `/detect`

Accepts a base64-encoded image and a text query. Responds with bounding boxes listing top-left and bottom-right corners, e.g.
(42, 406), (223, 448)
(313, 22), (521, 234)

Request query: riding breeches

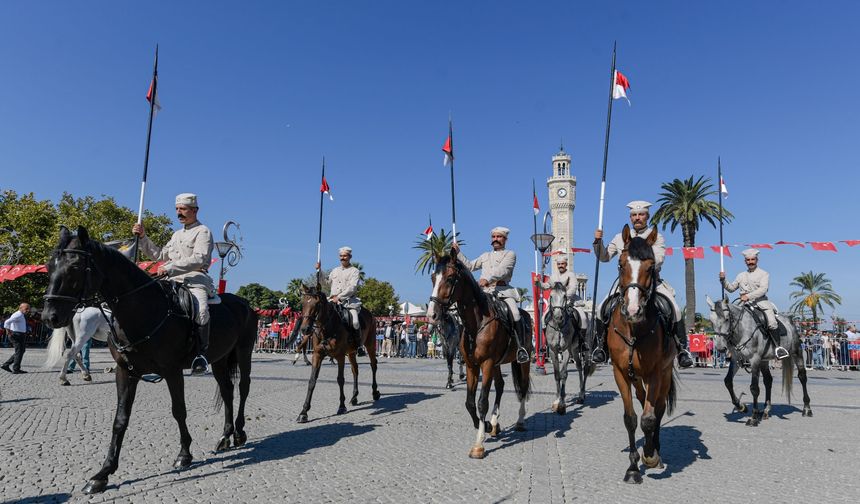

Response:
(542, 302), (588, 330)
(597, 281), (681, 323)
(503, 297), (521, 322)
(188, 286), (210, 325)
(752, 300), (778, 330)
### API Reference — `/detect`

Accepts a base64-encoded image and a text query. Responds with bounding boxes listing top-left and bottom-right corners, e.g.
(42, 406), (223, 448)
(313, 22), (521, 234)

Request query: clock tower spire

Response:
(547, 144), (577, 276)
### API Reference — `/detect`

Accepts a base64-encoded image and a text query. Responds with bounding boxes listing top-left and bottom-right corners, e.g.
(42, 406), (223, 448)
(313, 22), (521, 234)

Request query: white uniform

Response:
(457, 249), (520, 321)
(723, 267), (778, 329)
(139, 221), (214, 325)
(328, 265), (361, 329)
(538, 270), (588, 330)
(593, 226), (681, 323)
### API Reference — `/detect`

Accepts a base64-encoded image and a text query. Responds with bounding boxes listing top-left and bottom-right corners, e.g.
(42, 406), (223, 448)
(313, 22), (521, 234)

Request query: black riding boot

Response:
(514, 318), (530, 364)
(766, 327), (789, 359)
(591, 318), (608, 364)
(191, 322), (210, 376)
(675, 320), (694, 368)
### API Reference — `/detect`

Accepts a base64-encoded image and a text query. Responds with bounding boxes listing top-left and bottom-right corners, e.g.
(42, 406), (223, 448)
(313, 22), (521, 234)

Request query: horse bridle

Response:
(714, 300), (756, 353)
(429, 261), (462, 312)
(44, 245), (171, 354)
(618, 261), (657, 307)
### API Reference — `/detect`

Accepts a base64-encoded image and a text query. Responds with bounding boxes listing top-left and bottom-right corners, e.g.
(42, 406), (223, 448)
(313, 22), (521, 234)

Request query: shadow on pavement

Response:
(647, 425), (710, 480)
(11, 492), (72, 503)
(354, 391), (443, 416)
(0, 396), (39, 405)
(220, 422), (376, 468)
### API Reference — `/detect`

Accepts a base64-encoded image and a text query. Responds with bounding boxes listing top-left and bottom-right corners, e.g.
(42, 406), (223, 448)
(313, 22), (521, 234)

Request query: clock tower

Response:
(547, 144), (577, 276)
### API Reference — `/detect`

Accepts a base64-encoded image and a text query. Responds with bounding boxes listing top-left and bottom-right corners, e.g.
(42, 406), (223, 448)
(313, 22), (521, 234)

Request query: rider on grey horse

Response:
(452, 226), (530, 364)
(534, 254), (588, 333)
(592, 200), (694, 368)
(133, 193), (214, 375)
(317, 246), (362, 343)
(720, 248), (789, 359)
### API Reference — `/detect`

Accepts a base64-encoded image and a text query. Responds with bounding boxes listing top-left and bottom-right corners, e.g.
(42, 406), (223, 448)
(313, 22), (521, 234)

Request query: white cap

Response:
(554, 253), (568, 264)
(175, 193), (198, 207)
(627, 200), (652, 214)
(491, 226), (510, 238)
(742, 248), (760, 259)
(338, 246), (353, 256)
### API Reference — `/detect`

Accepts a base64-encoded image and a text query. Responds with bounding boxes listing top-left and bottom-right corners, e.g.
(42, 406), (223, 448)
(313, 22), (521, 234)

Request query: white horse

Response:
(544, 283), (594, 414)
(44, 306), (113, 386)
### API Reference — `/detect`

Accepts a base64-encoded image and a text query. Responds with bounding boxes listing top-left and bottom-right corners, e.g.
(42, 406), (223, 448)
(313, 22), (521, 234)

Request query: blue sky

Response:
(2, 1), (858, 323)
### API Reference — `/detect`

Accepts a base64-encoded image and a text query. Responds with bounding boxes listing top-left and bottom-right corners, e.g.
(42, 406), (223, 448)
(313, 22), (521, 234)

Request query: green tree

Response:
(516, 287), (532, 308)
(789, 271), (841, 330)
(413, 228), (462, 275)
(651, 176), (733, 330)
(356, 277), (400, 316)
(236, 283), (285, 310)
(284, 278), (306, 310)
(0, 190), (173, 313)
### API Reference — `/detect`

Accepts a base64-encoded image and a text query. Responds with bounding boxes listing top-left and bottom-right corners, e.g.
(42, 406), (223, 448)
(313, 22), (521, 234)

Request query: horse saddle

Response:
(747, 306), (788, 338)
(601, 292), (674, 331)
(490, 296), (518, 336)
(332, 303), (365, 332)
(159, 280), (196, 322)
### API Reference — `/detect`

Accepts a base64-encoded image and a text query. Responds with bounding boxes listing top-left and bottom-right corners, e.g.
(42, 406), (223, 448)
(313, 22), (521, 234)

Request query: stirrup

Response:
(775, 346), (789, 360)
(677, 349), (694, 368)
(591, 347), (607, 364)
(516, 347), (530, 364)
(191, 355), (209, 375)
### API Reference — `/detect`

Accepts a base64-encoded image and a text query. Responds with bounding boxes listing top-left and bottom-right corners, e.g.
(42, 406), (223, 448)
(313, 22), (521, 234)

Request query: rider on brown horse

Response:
(451, 226), (530, 364)
(316, 246), (363, 346)
(593, 200), (694, 368)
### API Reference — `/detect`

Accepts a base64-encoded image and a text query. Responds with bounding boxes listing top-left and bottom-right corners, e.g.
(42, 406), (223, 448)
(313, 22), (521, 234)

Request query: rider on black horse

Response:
(592, 200), (694, 368)
(316, 246), (363, 345)
(720, 248), (789, 359)
(133, 192), (213, 375)
(451, 226), (531, 364)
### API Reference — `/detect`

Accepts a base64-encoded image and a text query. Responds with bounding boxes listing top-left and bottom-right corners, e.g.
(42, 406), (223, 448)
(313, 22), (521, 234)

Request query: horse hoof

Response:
(642, 454), (661, 469)
(173, 455), (193, 468)
(60, 380), (70, 386)
(336, 405), (347, 415)
(82, 479), (108, 494)
(296, 413), (308, 424)
(556, 405), (566, 416)
(214, 436), (231, 452)
(372, 390), (381, 401)
(445, 382), (453, 389)
(468, 446), (485, 459)
(574, 397), (584, 405)
(736, 404), (747, 413)
(489, 423), (499, 437)
(745, 418), (759, 427)
(233, 431), (247, 447)
(350, 397), (359, 406)
(623, 470), (643, 484)
(82, 374), (92, 382)
(515, 422), (526, 432)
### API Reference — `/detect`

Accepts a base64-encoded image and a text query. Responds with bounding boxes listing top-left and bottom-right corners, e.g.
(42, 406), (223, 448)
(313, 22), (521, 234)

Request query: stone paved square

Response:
(0, 348), (857, 503)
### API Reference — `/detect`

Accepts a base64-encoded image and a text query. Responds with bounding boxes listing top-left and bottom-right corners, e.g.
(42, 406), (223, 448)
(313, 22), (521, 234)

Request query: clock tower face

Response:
(557, 188), (567, 199)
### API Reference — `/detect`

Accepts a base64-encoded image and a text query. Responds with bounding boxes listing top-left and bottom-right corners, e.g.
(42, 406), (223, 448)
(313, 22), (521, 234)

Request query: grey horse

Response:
(544, 283), (594, 414)
(706, 296), (812, 426)
(435, 307), (465, 389)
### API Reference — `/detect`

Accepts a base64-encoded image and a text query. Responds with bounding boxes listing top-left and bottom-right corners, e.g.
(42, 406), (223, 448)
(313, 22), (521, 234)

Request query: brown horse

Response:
(296, 284), (380, 423)
(607, 226), (678, 483)
(426, 254), (532, 459)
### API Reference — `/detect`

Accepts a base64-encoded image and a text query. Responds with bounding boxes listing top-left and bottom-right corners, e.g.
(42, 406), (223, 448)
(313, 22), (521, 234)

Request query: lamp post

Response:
(214, 220), (242, 294)
(531, 212), (555, 373)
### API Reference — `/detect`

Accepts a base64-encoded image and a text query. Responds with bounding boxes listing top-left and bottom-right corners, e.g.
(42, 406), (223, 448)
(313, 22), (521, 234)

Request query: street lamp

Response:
(214, 220), (242, 294)
(530, 211), (555, 373)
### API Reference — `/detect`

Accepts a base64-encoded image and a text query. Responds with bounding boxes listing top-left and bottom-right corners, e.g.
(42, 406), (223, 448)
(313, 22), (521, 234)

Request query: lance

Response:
(718, 156), (726, 300)
(587, 42), (618, 361)
(132, 45), (159, 262)
(532, 179), (539, 275)
(445, 115), (457, 244)
(316, 156), (326, 286)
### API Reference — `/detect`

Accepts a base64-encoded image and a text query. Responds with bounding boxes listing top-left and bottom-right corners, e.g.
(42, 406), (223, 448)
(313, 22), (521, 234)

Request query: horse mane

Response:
(84, 237), (154, 286)
(626, 236), (654, 262)
(442, 255), (489, 315)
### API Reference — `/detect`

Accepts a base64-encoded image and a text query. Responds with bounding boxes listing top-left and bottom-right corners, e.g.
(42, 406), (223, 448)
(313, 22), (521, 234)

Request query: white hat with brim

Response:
(175, 193), (198, 207)
(627, 200), (652, 214)
(491, 227), (510, 238)
(742, 248), (760, 259)
(338, 246), (353, 255)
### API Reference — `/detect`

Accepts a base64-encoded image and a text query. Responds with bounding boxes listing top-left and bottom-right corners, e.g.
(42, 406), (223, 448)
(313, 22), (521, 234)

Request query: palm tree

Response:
(651, 175), (733, 330)
(789, 271), (841, 330)
(516, 287), (532, 308)
(413, 228), (463, 275)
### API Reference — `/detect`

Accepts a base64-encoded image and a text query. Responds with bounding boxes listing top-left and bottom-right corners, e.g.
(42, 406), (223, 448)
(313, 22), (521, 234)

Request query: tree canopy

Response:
(235, 283), (285, 310)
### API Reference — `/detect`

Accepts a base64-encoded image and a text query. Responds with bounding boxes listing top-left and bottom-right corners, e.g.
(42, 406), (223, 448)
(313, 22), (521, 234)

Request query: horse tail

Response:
(782, 350), (794, 404)
(510, 361), (532, 402)
(44, 326), (69, 369)
(666, 368), (679, 416)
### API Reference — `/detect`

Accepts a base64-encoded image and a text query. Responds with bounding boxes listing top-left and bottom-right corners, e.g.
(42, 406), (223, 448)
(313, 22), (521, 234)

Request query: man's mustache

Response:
(492, 240), (501, 246)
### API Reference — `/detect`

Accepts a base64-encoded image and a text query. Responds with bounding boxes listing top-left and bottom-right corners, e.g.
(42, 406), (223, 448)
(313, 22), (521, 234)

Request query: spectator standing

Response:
(399, 326), (407, 357)
(2, 303), (31, 374)
(382, 323), (393, 358)
(407, 324), (417, 358)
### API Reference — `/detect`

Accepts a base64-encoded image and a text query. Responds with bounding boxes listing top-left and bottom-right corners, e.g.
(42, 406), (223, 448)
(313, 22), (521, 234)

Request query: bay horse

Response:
(544, 283), (594, 414)
(296, 284), (380, 423)
(44, 306), (113, 385)
(426, 253), (532, 459)
(41, 226), (257, 494)
(706, 296), (812, 425)
(607, 226), (678, 483)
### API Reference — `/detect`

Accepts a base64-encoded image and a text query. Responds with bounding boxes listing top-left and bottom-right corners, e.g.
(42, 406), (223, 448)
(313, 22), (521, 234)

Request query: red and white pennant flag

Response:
(146, 79), (162, 116)
(612, 70), (631, 105)
(423, 224), (434, 241)
(442, 134), (453, 166)
(720, 177), (729, 198)
(320, 177), (334, 201)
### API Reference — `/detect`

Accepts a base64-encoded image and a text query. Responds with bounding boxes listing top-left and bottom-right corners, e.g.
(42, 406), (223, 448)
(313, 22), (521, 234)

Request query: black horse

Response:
(41, 226), (257, 494)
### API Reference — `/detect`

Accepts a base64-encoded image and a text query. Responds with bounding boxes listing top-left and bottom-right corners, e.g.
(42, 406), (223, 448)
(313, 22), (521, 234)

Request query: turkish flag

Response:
(665, 247), (673, 256)
(710, 245), (732, 257)
(841, 240), (860, 247)
(571, 248), (591, 254)
(809, 241), (837, 252)
(746, 243), (773, 249)
(689, 333), (707, 353)
(0, 265), (11, 281)
(775, 241), (805, 248)
(682, 247), (704, 259)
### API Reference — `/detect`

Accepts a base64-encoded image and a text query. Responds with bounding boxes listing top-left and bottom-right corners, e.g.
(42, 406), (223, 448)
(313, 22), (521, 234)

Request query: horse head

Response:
(427, 253), (461, 324)
(43, 226), (104, 329)
(618, 225), (658, 323)
(547, 282), (569, 326)
(300, 283), (327, 336)
(706, 295), (732, 351)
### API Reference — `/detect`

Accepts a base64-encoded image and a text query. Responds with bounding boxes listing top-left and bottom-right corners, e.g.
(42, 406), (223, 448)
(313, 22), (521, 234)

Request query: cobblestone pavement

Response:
(0, 349), (857, 503)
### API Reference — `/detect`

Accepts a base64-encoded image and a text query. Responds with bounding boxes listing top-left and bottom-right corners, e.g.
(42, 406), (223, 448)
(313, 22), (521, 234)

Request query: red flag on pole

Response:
(442, 135), (453, 166)
(146, 79), (161, 115)
(809, 241), (837, 252)
(613, 70), (631, 104)
(320, 177), (334, 201)
(533, 192), (540, 216)
(710, 245), (732, 257)
(423, 225), (433, 241)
